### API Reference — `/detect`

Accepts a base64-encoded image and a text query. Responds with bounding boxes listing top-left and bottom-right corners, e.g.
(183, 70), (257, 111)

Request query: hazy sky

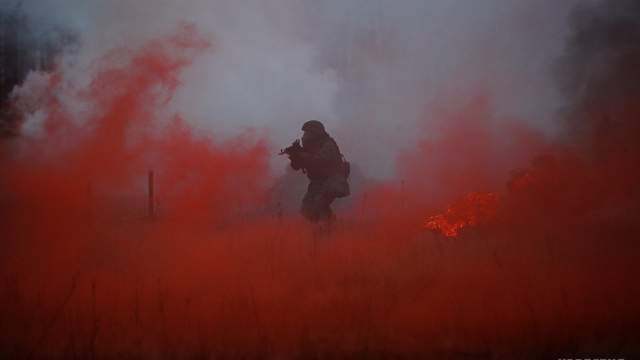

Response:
(16, 0), (588, 178)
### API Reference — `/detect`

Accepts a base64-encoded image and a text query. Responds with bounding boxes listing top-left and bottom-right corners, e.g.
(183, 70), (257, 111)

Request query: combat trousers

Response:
(301, 178), (337, 223)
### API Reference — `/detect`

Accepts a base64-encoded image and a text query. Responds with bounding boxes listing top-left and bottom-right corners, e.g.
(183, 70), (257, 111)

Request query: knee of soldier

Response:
(300, 202), (319, 222)
(301, 193), (315, 209)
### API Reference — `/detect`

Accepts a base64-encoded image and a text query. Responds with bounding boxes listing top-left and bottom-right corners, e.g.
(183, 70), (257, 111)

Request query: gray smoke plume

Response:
(13, 0), (584, 178)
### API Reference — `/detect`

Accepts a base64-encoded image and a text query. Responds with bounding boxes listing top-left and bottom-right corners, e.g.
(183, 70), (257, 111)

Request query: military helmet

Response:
(301, 120), (326, 134)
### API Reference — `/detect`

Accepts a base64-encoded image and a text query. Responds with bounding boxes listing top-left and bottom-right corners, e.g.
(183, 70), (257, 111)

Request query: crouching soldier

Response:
(281, 120), (350, 223)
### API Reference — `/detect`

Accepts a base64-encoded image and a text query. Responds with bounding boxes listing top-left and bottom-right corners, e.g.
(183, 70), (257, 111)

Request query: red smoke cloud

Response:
(0, 27), (276, 355)
(0, 25), (638, 359)
(397, 94), (547, 205)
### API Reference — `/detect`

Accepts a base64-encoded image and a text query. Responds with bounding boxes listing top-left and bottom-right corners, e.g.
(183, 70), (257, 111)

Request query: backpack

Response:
(332, 155), (350, 198)
(342, 156), (351, 179)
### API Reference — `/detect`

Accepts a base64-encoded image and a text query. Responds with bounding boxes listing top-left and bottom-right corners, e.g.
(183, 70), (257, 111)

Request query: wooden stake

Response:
(148, 170), (154, 218)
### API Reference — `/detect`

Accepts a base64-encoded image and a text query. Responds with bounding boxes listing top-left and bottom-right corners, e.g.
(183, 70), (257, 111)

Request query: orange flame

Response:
(424, 192), (499, 237)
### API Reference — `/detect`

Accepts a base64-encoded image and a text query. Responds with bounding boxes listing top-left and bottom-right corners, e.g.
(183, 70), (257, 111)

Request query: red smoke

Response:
(397, 94), (547, 205)
(0, 26), (638, 359)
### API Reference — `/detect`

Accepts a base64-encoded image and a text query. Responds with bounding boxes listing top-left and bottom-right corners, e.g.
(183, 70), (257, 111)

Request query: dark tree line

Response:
(0, 2), (75, 137)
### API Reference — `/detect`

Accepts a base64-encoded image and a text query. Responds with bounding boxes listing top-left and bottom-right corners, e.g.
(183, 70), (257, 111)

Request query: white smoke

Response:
(17, 0), (585, 178)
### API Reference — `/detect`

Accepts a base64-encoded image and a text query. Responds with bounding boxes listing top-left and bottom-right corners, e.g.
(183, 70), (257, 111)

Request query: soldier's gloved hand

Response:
(289, 152), (305, 169)
(295, 152), (312, 165)
(290, 160), (302, 170)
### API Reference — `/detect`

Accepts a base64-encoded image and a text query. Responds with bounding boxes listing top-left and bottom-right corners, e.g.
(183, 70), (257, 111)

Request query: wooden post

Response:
(86, 181), (94, 223)
(276, 201), (283, 221)
(148, 170), (154, 218)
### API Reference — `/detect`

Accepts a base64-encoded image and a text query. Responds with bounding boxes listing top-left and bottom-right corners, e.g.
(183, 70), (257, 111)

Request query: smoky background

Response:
(7, 0), (588, 179)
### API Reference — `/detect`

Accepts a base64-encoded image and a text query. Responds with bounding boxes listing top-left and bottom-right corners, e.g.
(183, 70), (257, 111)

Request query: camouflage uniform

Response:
(289, 121), (349, 223)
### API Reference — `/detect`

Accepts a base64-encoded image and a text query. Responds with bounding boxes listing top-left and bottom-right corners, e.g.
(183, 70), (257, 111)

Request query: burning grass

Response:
(424, 192), (499, 237)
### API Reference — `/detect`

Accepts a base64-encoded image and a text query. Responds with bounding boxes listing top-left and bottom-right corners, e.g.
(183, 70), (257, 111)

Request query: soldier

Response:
(281, 120), (350, 223)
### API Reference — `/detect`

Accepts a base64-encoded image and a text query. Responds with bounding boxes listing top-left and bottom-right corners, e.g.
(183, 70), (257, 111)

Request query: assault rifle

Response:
(278, 139), (303, 157)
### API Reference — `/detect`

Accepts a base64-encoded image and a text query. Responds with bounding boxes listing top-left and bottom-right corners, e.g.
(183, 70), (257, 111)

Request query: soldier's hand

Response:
(294, 152), (310, 161)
